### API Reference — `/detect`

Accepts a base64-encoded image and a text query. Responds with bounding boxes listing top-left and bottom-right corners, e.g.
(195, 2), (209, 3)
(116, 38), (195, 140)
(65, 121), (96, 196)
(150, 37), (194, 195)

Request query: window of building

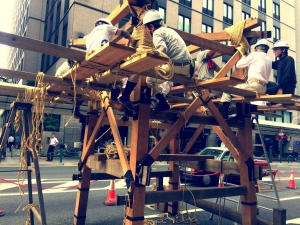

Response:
(258, 0), (266, 13)
(62, 23), (68, 46)
(259, 20), (266, 31)
(202, 0), (213, 17)
(242, 11), (250, 20)
(273, 2), (280, 20)
(223, 3), (233, 25)
(283, 111), (292, 123)
(242, 0), (251, 5)
(64, 0), (69, 14)
(273, 26), (280, 42)
(178, 15), (191, 33)
(55, 1), (61, 27)
(179, 0), (192, 7)
(158, 7), (166, 23)
(202, 24), (213, 33)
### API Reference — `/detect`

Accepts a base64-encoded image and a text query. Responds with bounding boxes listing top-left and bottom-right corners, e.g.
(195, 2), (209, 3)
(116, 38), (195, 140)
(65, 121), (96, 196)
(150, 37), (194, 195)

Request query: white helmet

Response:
(254, 39), (269, 49)
(143, 9), (162, 25)
(95, 18), (112, 27)
(272, 40), (289, 49)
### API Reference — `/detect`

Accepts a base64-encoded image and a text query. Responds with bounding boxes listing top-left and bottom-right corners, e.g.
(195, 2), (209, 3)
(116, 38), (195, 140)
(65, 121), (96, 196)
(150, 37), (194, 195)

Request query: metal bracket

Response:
(138, 165), (151, 186)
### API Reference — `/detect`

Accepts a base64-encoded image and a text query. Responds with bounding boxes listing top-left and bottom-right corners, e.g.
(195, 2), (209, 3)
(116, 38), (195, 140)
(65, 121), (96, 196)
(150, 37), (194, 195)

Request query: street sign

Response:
(296, 141), (300, 146)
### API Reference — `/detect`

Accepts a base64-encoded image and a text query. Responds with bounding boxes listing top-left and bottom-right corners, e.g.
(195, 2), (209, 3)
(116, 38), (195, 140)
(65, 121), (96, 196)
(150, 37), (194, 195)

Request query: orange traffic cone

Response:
(0, 208), (4, 217)
(286, 170), (297, 189)
(103, 180), (117, 206)
(218, 174), (225, 188)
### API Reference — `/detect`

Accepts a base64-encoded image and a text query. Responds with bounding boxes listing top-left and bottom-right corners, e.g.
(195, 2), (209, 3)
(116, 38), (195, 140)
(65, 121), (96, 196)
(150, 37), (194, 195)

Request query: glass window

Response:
(242, 11), (250, 20)
(259, 21), (266, 32)
(242, 0), (251, 5)
(202, 0), (214, 16)
(258, 0), (266, 13)
(202, 24), (213, 33)
(179, 0), (192, 7)
(178, 15), (191, 33)
(273, 2), (280, 20)
(273, 26), (280, 42)
(223, 3), (233, 24)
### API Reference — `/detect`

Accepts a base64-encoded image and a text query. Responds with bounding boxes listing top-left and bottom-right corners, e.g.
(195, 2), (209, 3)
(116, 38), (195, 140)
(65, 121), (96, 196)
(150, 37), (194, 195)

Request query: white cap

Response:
(94, 18), (112, 27)
(273, 40), (289, 49)
(254, 39), (269, 49)
(143, 9), (162, 25)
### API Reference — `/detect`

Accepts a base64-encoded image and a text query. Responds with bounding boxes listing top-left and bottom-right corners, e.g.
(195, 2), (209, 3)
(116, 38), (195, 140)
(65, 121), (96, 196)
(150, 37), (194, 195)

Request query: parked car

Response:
(180, 147), (269, 187)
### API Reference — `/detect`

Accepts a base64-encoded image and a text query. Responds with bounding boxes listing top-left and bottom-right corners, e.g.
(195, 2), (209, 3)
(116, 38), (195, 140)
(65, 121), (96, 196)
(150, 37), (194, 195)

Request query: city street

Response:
(0, 162), (300, 224)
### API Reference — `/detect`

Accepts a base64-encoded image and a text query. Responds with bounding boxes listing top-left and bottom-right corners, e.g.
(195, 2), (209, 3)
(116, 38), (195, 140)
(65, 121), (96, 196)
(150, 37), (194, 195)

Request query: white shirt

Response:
(49, 137), (59, 146)
(236, 51), (271, 83)
(55, 61), (71, 77)
(153, 27), (192, 63)
(86, 24), (118, 54)
(8, 136), (14, 143)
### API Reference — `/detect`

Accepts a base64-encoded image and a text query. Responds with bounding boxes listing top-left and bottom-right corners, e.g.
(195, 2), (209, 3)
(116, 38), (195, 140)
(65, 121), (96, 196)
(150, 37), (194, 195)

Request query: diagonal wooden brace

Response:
(101, 91), (133, 181)
(139, 97), (204, 166)
(182, 124), (205, 154)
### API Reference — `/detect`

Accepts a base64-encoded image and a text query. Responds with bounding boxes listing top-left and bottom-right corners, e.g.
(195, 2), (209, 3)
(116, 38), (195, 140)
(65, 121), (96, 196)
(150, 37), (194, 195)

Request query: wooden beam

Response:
(156, 154), (213, 162)
(118, 186), (247, 205)
(184, 199), (272, 225)
(107, 1), (130, 25)
(172, 28), (236, 55)
(143, 97), (203, 165)
(188, 18), (262, 53)
(101, 92), (132, 179)
(182, 124), (205, 154)
(73, 103), (96, 225)
(0, 31), (86, 61)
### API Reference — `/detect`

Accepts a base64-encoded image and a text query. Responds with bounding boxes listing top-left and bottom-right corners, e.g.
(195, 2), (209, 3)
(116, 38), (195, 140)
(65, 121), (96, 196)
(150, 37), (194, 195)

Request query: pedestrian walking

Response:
(46, 133), (59, 161)
(15, 134), (20, 149)
(7, 135), (14, 156)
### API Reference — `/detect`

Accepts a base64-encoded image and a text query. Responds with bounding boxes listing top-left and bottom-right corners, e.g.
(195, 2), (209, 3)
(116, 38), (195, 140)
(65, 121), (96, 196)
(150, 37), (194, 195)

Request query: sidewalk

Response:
(1, 149), (79, 166)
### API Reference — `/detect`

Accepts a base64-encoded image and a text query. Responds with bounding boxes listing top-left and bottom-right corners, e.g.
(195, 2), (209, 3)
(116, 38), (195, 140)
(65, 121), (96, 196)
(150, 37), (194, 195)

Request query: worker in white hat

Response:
(266, 40), (297, 95)
(220, 39), (272, 119)
(118, 9), (194, 112)
(86, 18), (131, 54)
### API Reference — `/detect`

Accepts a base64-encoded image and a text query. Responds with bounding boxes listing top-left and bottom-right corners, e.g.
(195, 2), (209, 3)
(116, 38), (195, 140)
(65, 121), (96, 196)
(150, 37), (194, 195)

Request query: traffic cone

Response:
(218, 174), (225, 188)
(286, 170), (297, 189)
(0, 208), (4, 217)
(103, 180), (117, 206)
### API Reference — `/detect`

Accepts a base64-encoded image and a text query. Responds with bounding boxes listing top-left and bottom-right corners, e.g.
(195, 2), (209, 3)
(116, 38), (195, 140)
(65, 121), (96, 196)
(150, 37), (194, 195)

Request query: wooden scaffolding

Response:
(0, 0), (295, 224)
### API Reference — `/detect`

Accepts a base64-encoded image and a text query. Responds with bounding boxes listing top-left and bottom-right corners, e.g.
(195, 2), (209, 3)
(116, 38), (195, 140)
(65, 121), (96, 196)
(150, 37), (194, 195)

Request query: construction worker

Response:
(118, 9), (194, 111)
(220, 39), (272, 119)
(55, 59), (76, 77)
(266, 40), (297, 95)
(86, 18), (131, 54)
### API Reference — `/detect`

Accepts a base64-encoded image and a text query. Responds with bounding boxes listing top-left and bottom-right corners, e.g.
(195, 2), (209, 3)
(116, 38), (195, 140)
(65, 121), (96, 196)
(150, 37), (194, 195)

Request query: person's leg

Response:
(50, 146), (55, 161)
(118, 75), (139, 111)
(220, 93), (231, 119)
(47, 146), (51, 161)
(266, 81), (279, 95)
(146, 77), (170, 111)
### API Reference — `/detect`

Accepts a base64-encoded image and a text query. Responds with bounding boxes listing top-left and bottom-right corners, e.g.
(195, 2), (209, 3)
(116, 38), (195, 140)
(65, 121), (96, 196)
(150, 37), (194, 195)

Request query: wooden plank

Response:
(118, 186), (247, 205)
(156, 154), (213, 161)
(177, 160), (261, 178)
(188, 18), (262, 53)
(184, 199), (272, 225)
(48, 42), (135, 92)
(273, 208), (286, 225)
(125, 77), (150, 225)
(182, 124), (205, 154)
(96, 52), (169, 85)
(141, 69), (193, 84)
(169, 76), (244, 95)
(86, 155), (124, 178)
(0, 31), (85, 61)
(215, 51), (241, 78)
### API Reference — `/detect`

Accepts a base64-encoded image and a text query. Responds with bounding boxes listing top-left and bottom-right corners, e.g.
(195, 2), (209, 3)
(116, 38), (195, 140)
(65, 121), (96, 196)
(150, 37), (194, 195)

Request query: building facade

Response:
(4, 0), (299, 156)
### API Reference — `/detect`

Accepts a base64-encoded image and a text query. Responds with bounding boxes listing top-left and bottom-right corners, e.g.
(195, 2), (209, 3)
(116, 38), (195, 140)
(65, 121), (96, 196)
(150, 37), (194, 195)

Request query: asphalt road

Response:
(0, 164), (300, 225)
